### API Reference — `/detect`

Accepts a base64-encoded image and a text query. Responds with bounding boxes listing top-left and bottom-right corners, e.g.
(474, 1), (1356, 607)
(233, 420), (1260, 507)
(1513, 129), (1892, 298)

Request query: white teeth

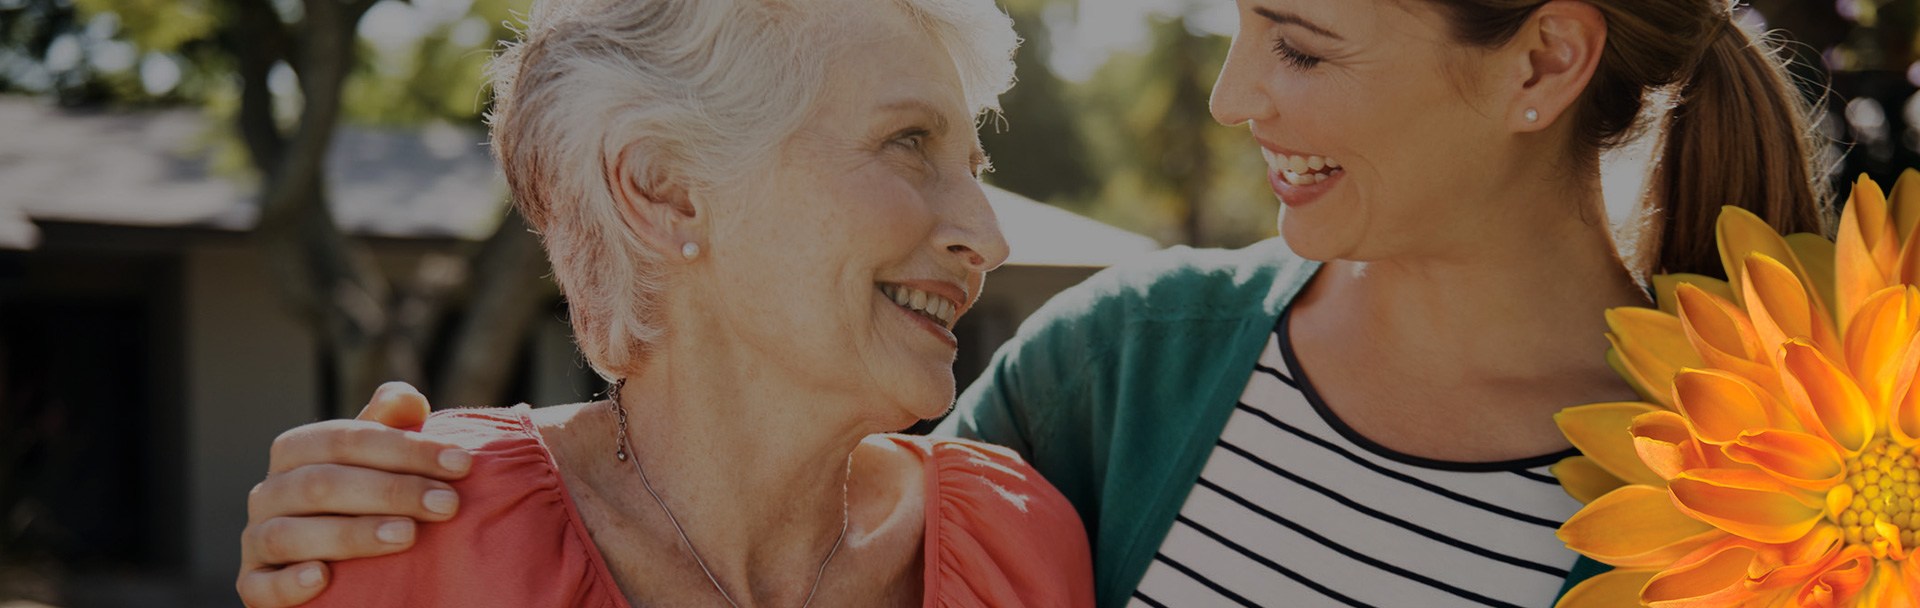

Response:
(1263, 148), (1341, 178)
(881, 284), (959, 327)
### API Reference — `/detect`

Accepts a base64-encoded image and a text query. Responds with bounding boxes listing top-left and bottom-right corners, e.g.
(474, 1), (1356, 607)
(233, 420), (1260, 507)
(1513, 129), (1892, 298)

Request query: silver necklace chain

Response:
(609, 389), (848, 608)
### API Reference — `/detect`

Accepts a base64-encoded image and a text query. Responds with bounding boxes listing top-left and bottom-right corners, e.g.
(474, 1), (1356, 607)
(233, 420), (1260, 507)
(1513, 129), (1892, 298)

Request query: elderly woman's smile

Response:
(879, 282), (965, 333)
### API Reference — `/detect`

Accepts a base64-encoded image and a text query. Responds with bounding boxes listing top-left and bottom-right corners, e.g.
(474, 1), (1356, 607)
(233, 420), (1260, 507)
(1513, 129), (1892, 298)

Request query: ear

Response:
(1505, 0), (1607, 133)
(603, 140), (701, 260)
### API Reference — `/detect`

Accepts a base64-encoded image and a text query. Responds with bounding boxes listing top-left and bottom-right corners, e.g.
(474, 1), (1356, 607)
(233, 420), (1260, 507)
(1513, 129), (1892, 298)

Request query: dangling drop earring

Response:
(681, 242), (701, 260)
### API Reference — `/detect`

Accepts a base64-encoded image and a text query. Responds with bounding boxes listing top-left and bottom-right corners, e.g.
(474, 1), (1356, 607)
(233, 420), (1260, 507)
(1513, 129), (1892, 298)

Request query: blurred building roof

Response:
(0, 96), (1159, 266)
(984, 186), (1159, 267)
(0, 97), (506, 249)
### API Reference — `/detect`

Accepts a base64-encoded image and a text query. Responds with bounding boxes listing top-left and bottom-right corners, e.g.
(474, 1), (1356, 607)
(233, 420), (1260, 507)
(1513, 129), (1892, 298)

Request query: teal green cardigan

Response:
(934, 238), (1608, 607)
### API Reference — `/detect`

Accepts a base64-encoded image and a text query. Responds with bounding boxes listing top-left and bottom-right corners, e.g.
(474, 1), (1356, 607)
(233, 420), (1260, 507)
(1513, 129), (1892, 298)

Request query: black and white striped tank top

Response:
(1130, 311), (1585, 607)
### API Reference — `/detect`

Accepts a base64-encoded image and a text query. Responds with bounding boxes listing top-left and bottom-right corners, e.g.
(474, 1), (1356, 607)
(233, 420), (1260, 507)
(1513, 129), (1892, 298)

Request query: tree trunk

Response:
(434, 214), (557, 408)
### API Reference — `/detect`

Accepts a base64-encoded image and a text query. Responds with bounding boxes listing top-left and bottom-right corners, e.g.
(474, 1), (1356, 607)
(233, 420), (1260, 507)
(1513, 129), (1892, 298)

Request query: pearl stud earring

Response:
(681, 242), (700, 260)
(1524, 108), (1540, 123)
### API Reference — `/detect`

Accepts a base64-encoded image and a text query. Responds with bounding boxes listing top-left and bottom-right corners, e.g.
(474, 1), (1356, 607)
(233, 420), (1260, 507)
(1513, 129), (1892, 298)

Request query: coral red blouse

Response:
(309, 406), (1094, 607)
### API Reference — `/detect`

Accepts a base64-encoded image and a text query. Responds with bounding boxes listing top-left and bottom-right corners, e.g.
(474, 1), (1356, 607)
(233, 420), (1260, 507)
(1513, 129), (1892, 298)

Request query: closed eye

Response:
(1272, 37), (1323, 70)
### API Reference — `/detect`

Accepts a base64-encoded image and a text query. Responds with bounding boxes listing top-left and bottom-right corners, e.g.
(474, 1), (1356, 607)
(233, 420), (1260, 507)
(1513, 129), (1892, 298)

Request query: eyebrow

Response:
(878, 99), (951, 135)
(1253, 7), (1344, 41)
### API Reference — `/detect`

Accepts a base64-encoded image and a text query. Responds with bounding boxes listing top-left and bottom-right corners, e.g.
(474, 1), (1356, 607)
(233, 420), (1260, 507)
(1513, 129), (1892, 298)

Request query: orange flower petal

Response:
(1843, 286), (1920, 416)
(1839, 176), (1899, 333)
(1747, 523), (1846, 592)
(1858, 175), (1901, 270)
(1789, 546), (1874, 608)
(1605, 347), (1658, 407)
(1672, 369), (1779, 445)
(1653, 273), (1737, 317)
(1874, 520), (1908, 561)
(1677, 284), (1764, 361)
(1780, 340), (1876, 454)
(1677, 285), (1779, 393)
(1723, 429), (1846, 491)
(1890, 332), (1920, 445)
(1720, 205), (1816, 310)
(1898, 229), (1920, 298)
(1891, 168), (1920, 247)
(1787, 232), (1840, 318)
(1894, 556), (1920, 608)
(1552, 569), (1658, 608)
(1743, 253), (1842, 365)
(1632, 410), (1705, 481)
(1608, 307), (1702, 409)
(1643, 541), (1762, 607)
(1669, 469), (1824, 544)
(1551, 455), (1628, 505)
(1557, 402), (1667, 487)
(1558, 484), (1727, 568)
(1861, 561), (1916, 608)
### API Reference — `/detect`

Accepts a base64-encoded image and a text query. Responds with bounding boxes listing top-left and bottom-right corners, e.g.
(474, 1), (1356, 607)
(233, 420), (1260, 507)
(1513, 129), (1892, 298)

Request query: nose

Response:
(937, 179), (1011, 274)
(1209, 32), (1267, 127)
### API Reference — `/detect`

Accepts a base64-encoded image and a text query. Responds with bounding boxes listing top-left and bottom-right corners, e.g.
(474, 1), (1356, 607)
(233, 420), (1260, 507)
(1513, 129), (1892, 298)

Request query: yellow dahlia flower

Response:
(1556, 170), (1920, 607)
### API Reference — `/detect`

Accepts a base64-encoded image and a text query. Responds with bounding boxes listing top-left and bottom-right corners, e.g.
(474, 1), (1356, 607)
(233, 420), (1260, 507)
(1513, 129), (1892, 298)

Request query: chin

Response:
(1279, 224), (1343, 262)
(909, 390), (957, 421)
(861, 376), (955, 428)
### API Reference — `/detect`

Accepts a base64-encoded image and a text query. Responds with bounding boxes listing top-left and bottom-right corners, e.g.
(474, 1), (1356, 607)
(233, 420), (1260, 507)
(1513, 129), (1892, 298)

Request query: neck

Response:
(603, 326), (894, 601)
(1305, 163), (1651, 384)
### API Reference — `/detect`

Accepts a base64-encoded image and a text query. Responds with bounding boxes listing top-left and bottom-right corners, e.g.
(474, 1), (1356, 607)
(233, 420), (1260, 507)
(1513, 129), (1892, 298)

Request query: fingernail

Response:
(297, 565), (323, 587)
(376, 520), (414, 544)
(438, 449), (471, 474)
(423, 489), (458, 515)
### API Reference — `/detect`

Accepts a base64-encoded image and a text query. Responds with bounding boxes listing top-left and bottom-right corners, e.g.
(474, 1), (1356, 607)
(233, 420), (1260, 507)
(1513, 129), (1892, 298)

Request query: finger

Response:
(237, 561), (328, 608)
(250, 464), (461, 522)
(358, 381), (431, 429)
(246, 516), (417, 566)
(268, 419), (470, 480)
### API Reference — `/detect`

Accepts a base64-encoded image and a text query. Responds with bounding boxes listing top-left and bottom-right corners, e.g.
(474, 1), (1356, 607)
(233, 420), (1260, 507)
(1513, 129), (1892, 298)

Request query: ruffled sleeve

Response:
(308, 406), (626, 608)
(916, 436), (1095, 608)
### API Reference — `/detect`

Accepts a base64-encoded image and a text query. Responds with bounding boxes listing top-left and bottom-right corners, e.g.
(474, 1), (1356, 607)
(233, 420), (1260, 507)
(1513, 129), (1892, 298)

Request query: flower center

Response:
(1834, 438), (1920, 550)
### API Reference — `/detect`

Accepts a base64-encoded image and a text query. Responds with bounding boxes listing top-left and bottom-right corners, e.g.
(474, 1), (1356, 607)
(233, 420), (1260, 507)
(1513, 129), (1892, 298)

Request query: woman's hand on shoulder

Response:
(236, 382), (472, 607)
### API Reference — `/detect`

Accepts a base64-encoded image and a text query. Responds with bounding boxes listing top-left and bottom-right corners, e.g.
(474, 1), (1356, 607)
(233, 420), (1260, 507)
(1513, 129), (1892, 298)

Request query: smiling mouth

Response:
(879, 283), (959, 329)
(1261, 148), (1344, 186)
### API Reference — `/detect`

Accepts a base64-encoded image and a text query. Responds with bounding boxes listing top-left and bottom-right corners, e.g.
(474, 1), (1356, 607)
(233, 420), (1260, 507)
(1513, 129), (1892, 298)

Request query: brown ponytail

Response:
(1422, 0), (1831, 277)
(1653, 22), (1828, 276)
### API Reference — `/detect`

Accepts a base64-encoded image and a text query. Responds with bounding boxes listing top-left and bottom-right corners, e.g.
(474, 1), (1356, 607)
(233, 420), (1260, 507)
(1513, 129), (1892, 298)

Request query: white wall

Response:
(182, 243), (319, 604)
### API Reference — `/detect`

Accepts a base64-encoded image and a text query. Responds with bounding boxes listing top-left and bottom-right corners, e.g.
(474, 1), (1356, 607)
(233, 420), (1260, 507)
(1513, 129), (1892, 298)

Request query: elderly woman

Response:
(246, 0), (1834, 606)
(236, 0), (1095, 605)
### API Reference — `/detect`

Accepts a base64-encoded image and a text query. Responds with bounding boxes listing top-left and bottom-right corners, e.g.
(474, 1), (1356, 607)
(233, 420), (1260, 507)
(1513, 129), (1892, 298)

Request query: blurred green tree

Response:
(2, 0), (556, 414)
(977, 3), (1099, 203)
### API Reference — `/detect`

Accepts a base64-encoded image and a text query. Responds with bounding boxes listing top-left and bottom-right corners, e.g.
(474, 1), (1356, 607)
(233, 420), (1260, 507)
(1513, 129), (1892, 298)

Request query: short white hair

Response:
(485, 0), (1018, 382)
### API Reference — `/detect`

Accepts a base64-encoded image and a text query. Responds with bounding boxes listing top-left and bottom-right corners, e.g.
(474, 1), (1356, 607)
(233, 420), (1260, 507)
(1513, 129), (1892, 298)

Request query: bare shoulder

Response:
(848, 435), (930, 537)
